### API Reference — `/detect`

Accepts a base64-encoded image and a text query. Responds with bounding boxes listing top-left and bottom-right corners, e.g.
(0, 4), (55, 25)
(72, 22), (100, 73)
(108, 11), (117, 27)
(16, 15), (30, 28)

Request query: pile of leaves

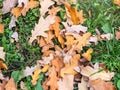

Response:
(0, 0), (120, 90)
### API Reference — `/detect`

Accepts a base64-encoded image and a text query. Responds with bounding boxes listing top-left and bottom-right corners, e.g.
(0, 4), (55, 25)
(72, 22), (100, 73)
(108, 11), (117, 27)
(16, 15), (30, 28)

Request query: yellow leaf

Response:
(31, 67), (41, 85)
(41, 64), (49, 72)
(114, 0), (120, 6)
(82, 48), (93, 61)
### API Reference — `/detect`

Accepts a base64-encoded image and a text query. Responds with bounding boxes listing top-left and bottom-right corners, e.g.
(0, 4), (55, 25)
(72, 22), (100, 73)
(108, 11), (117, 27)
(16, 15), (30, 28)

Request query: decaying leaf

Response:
(5, 78), (18, 90)
(89, 79), (116, 90)
(29, 15), (55, 43)
(40, 0), (55, 16)
(18, 0), (28, 7)
(0, 24), (4, 34)
(58, 75), (74, 90)
(115, 30), (120, 40)
(11, 7), (22, 18)
(2, 0), (18, 14)
(0, 47), (5, 61)
(100, 33), (113, 40)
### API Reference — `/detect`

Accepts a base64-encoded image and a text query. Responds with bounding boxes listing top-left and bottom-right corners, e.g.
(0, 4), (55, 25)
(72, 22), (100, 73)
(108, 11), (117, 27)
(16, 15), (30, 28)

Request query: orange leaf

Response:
(0, 24), (4, 34)
(65, 35), (75, 47)
(21, 0), (39, 16)
(114, 0), (120, 6)
(74, 32), (91, 52)
(11, 7), (22, 18)
(48, 6), (62, 15)
(46, 66), (58, 90)
(52, 56), (63, 72)
(65, 2), (86, 24)
(89, 79), (116, 90)
(5, 78), (18, 90)
(65, 2), (79, 25)
(60, 54), (80, 77)
(39, 37), (47, 47)
(0, 61), (8, 70)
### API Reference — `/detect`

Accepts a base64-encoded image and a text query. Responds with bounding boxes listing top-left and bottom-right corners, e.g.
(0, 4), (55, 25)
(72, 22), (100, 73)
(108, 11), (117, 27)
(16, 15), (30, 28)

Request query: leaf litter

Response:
(1, 0), (120, 90)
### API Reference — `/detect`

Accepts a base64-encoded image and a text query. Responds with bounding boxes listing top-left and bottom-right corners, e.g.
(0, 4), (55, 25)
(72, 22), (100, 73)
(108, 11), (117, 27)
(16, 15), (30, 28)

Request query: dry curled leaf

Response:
(9, 16), (17, 29)
(78, 77), (88, 90)
(11, 32), (19, 42)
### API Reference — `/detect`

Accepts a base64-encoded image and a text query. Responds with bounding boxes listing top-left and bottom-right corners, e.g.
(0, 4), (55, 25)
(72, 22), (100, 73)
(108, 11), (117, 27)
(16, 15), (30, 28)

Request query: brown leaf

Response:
(0, 24), (4, 34)
(115, 30), (120, 40)
(2, 0), (18, 14)
(57, 75), (74, 90)
(48, 6), (62, 15)
(46, 66), (59, 90)
(5, 78), (18, 90)
(11, 7), (23, 18)
(89, 79), (116, 90)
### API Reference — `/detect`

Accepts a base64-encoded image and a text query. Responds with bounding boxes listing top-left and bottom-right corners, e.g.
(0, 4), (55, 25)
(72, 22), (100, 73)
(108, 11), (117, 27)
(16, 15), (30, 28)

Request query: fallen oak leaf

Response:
(9, 16), (17, 29)
(46, 66), (59, 90)
(0, 24), (4, 34)
(2, 0), (18, 14)
(5, 78), (18, 90)
(81, 66), (114, 81)
(89, 79), (116, 90)
(11, 32), (19, 42)
(29, 15), (55, 44)
(40, 0), (54, 16)
(82, 48), (93, 61)
(32, 64), (49, 85)
(57, 75), (74, 90)
(21, 0), (39, 16)
(11, 7), (23, 18)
